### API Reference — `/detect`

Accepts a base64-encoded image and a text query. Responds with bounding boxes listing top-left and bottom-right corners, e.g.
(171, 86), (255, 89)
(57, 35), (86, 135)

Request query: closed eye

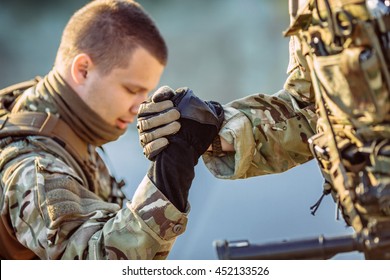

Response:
(125, 86), (137, 95)
(125, 85), (149, 96)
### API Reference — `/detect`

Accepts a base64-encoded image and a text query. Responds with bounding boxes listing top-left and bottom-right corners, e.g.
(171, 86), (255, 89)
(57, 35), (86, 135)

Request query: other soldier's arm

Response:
(203, 36), (318, 179)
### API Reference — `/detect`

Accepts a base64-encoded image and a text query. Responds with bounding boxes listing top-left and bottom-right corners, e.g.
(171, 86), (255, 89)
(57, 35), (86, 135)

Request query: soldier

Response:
(139, 0), (390, 259)
(0, 0), (223, 259)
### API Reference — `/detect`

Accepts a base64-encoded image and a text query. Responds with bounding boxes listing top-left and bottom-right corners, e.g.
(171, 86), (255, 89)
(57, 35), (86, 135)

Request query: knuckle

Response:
(137, 121), (144, 131)
(139, 133), (150, 146)
(144, 143), (152, 155)
(166, 108), (180, 120)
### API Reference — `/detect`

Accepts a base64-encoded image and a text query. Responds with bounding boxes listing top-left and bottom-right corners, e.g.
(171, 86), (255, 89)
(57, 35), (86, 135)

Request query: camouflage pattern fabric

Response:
(204, 0), (390, 259)
(0, 78), (188, 260)
(203, 34), (317, 179)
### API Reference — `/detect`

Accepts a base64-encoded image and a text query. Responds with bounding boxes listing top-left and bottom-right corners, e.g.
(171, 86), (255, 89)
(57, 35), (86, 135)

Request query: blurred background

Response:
(0, 0), (362, 259)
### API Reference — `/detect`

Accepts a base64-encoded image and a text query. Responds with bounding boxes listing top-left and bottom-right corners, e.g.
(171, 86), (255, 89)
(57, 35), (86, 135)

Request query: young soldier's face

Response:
(79, 47), (164, 130)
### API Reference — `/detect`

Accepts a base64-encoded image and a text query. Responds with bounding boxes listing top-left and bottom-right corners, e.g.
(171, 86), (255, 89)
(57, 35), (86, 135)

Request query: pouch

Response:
(313, 47), (389, 125)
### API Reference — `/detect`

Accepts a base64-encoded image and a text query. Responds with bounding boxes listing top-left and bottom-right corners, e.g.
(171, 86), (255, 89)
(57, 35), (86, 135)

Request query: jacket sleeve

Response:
(0, 150), (187, 260)
(203, 36), (318, 179)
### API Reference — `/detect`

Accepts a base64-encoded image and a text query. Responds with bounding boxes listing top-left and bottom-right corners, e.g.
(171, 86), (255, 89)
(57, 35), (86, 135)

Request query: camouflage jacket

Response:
(0, 78), (188, 260)
(203, 33), (317, 179)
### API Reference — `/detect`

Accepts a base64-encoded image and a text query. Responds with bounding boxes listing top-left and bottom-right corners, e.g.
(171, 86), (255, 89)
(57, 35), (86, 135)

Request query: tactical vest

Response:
(0, 78), (125, 259)
(286, 0), (390, 258)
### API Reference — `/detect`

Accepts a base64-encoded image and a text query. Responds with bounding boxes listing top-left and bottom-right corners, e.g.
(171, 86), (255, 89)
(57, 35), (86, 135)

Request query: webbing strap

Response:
(0, 112), (89, 165)
(0, 78), (40, 96)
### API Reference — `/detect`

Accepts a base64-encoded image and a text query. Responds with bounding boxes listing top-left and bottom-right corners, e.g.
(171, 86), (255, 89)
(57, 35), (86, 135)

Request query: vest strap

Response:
(0, 112), (89, 165)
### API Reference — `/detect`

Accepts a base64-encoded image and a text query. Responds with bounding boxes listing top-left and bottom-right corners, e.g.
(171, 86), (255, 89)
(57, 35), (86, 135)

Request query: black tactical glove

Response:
(147, 87), (224, 212)
(170, 87), (224, 161)
(137, 86), (181, 160)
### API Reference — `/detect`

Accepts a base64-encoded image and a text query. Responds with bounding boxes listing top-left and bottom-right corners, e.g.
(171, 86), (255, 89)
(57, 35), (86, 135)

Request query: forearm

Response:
(203, 88), (317, 179)
(148, 137), (196, 212)
(207, 136), (234, 152)
(87, 176), (187, 260)
(2, 154), (187, 260)
(204, 35), (317, 179)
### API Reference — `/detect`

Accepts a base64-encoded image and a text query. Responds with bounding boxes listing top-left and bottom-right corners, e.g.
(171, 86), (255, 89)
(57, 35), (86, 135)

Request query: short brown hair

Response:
(55, 0), (167, 74)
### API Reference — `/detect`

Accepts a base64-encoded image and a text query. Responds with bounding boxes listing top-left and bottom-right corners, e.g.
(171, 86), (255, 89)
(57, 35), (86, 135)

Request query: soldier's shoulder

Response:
(0, 136), (76, 176)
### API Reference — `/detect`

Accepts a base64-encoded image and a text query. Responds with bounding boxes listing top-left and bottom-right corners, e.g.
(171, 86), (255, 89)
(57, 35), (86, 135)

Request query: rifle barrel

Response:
(214, 234), (364, 260)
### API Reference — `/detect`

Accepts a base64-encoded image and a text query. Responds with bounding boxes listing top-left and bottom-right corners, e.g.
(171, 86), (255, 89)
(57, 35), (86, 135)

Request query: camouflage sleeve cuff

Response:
(128, 175), (189, 241)
(203, 106), (255, 179)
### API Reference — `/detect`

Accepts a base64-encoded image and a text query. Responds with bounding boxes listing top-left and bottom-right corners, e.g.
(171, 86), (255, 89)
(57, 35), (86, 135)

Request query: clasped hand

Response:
(137, 86), (223, 160)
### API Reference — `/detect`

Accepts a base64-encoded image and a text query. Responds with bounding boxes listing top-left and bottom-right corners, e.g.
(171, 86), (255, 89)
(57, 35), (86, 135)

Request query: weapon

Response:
(214, 231), (390, 260)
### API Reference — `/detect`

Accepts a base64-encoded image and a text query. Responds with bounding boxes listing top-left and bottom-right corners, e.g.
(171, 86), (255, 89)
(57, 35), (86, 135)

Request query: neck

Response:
(36, 69), (125, 146)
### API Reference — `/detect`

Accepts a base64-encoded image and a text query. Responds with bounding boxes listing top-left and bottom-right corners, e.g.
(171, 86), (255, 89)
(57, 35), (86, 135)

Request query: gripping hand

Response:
(147, 87), (224, 212)
(137, 86), (181, 160)
(170, 87), (224, 161)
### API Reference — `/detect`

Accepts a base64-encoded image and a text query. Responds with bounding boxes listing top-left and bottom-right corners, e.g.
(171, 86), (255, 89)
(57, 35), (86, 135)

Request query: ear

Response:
(70, 53), (94, 85)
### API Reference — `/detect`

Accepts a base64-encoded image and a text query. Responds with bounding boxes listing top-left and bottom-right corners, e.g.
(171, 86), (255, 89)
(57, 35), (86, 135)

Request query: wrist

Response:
(207, 136), (234, 154)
